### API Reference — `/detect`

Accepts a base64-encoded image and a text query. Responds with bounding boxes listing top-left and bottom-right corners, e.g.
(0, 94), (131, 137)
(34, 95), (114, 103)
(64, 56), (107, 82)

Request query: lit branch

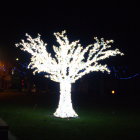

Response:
(71, 37), (124, 82)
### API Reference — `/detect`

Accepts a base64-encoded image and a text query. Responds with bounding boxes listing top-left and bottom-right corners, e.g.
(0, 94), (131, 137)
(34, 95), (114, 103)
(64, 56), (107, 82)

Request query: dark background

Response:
(0, 1), (139, 63)
(0, 1), (140, 96)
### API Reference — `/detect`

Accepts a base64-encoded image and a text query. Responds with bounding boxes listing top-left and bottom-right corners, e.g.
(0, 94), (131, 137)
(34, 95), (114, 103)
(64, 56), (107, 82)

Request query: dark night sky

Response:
(0, 1), (140, 73)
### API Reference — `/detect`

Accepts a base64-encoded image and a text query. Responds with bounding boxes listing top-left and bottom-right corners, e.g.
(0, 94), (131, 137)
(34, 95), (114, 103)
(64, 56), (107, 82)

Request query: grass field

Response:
(0, 91), (140, 140)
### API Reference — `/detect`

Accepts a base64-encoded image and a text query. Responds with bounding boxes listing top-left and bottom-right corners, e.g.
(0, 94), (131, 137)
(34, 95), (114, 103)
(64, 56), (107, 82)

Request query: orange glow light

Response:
(111, 90), (115, 94)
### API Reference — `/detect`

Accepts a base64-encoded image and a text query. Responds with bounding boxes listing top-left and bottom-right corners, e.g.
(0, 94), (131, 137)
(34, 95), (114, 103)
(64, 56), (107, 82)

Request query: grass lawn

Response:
(0, 91), (140, 140)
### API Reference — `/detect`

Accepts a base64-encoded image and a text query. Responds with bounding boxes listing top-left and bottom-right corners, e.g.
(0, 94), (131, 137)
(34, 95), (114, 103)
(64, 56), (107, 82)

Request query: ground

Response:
(0, 91), (140, 140)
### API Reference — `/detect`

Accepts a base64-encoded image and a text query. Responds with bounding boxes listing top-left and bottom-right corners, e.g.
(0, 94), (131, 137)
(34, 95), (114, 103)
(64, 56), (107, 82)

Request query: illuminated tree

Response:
(16, 31), (124, 118)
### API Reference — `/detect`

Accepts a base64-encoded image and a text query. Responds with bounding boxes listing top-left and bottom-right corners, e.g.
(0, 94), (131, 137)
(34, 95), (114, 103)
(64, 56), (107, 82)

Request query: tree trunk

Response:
(54, 81), (78, 118)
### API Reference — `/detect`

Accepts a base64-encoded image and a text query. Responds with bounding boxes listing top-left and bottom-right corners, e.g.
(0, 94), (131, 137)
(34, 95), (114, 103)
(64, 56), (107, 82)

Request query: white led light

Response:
(16, 31), (124, 118)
